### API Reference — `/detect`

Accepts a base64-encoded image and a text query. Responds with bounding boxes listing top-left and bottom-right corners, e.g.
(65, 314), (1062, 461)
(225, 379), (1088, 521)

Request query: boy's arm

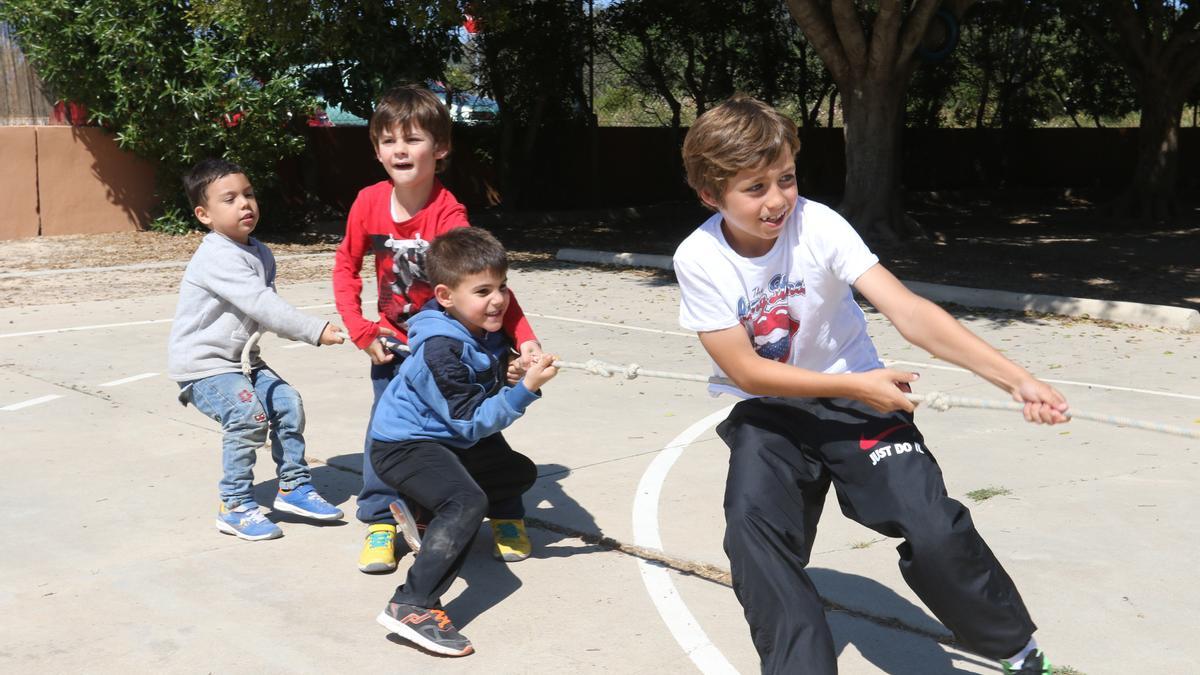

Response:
(502, 290), (540, 362)
(853, 264), (1069, 424)
(205, 253), (327, 345)
(421, 337), (540, 444)
(332, 199), (381, 349)
(697, 327), (919, 413)
(679, 243), (915, 412)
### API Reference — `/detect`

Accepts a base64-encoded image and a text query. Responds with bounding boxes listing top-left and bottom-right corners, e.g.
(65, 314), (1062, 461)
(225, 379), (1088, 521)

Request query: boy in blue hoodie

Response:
(370, 227), (558, 657)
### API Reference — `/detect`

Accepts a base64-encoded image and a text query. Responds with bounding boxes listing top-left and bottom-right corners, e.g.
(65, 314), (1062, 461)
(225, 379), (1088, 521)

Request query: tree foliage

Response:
(1066, 0), (1200, 221)
(0, 0), (319, 232)
(597, 0), (831, 132)
(213, 0), (464, 120)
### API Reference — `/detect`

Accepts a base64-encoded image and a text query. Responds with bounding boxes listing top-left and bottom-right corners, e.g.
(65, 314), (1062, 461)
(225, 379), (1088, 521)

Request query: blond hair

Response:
(682, 94), (800, 207)
(369, 85), (453, 171)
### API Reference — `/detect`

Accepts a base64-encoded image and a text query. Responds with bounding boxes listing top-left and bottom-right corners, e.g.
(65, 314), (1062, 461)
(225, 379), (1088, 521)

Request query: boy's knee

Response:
(514, 454), (537, 490)
(900, 498), (978, 556)
(226, 403), (270, 444)
(438, 487), (488, 524)
(723, 498), (776, 550)
(462, 488), (489, 522)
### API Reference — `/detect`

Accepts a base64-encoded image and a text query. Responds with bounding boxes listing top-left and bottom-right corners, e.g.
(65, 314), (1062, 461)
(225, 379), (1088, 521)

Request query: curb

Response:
(555, 248), (1200, 332)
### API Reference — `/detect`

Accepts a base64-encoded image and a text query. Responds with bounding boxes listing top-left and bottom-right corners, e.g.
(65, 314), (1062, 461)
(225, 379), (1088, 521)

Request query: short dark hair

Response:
(426, 227), (508, 289)
(369, 84), (452, 172)
(183, 158), (246, 208)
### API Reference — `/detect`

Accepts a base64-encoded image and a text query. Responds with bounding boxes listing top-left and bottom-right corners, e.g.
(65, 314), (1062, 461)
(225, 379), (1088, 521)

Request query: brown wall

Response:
(0, 126), (38, 239)
(0, 126), (157, 241)
(37, 127), (156, 236)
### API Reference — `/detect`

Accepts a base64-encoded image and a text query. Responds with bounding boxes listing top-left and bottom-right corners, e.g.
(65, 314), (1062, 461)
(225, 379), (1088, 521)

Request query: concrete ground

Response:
(1, 262), (1197, 674)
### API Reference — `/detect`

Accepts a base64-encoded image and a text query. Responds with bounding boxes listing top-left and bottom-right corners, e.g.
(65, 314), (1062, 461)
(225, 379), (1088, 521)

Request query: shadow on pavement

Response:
(812, 567), (1001, 674)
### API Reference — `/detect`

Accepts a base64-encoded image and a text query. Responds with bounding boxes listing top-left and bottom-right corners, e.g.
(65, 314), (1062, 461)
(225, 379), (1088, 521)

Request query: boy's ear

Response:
(698, 189), (722, 211)
(433, 144), (448, 160)
(193, 205), (213, 226)
(433, 283), (455, 308)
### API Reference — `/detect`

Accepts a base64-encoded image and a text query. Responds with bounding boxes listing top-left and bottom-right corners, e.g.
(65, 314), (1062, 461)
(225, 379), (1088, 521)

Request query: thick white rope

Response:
(239, 332), (1198, 439)
(240, 330), (264, 377)
(554, 358), (1200, 440)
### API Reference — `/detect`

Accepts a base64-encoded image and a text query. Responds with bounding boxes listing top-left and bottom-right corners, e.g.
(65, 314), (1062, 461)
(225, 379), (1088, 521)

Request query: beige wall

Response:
(0, 126), (157, 241)
(37, 127), (157, 236)
(0, 126), (39, 240)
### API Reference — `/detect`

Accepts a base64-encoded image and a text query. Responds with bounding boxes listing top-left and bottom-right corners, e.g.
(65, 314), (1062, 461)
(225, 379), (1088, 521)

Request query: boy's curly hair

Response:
(426, 227), (508, 289)
(369, 84), (453, 172)
(682, 94), (800, 208)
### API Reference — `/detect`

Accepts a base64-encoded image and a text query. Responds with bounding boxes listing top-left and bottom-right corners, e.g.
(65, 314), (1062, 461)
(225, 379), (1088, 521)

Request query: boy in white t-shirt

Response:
(673, 95), (1069, 675)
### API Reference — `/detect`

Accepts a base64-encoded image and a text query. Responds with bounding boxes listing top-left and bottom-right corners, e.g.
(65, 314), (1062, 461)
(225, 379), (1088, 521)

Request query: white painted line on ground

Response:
(527, 312), (692, 337)
(98, 372), (158, 387)
(633, 405), (739, 675)
(0, 252), (334, 279)
(0, 318), (173, 339)
(0, 304), (334, 339)
(886, 359), (1200, 402)
(2, 394), (63, 411)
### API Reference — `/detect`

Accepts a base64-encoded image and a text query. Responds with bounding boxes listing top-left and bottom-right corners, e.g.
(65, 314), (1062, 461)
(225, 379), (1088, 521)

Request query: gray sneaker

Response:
(377, 602), (473, 657)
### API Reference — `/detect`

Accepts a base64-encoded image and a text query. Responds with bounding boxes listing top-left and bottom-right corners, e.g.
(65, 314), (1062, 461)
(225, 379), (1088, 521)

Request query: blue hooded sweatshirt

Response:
(369, 304), (540, 447)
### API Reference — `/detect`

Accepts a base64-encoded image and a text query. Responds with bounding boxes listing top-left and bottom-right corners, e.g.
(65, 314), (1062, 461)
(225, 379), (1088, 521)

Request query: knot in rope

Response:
(583, 359), (612, 377)
(923, 391), (953, 412)
(623, 363), (641, 380)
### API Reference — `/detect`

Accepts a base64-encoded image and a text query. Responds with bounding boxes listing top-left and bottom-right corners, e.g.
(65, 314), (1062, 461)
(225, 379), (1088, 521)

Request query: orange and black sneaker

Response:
(377, 602), (473, 657)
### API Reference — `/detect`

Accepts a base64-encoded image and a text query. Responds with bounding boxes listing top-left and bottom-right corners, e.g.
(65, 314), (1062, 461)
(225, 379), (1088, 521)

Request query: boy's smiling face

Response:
(434, 268), (510, 336)
(374, 122), (447, 193)
(702, 152), (798, 258)
(194, 172), (258, 244)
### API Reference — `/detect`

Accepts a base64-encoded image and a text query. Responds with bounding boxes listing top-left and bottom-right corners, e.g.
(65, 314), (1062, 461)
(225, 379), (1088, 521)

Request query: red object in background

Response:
(307, 108), (333, 127)
(463, 14), (479, 34)
(51, 100), (90, 126)
(221, 111), (244, 128)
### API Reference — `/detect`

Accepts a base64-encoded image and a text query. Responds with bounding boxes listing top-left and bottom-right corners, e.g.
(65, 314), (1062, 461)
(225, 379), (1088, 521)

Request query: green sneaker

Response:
(1002, 650), (1051, 675)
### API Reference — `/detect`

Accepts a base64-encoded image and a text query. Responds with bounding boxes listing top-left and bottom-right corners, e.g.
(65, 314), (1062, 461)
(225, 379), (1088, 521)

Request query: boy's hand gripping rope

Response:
(240, 333), (1198, 439)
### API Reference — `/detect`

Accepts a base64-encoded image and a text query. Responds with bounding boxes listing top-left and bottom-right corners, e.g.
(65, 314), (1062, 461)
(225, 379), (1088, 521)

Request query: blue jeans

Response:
(356, 357), (404, 524)
(183, 366), (310, 508)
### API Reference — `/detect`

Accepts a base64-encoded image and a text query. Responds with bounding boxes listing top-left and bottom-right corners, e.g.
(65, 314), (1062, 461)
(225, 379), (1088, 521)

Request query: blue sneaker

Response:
(273, 484), (344, 521)
(216, 502), (282, 541)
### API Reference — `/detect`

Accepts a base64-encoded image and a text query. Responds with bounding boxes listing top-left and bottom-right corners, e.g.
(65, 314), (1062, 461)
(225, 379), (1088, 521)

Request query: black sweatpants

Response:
(370, 433), (537, 608)
(716, 396), (1035, 674)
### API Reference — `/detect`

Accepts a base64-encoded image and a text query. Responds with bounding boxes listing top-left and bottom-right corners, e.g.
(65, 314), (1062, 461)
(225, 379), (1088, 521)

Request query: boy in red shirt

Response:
(332, 85), (542, 574)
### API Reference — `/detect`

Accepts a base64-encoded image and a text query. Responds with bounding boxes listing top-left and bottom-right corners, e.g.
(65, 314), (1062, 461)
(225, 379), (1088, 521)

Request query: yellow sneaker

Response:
(490, 519), (531, 562)
(358, 523), (397, 573)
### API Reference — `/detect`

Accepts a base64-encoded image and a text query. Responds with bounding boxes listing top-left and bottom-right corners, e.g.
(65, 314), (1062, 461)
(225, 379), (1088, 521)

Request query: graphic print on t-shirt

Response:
(370, 233), (433, 328)
(737, 273), (806, 362)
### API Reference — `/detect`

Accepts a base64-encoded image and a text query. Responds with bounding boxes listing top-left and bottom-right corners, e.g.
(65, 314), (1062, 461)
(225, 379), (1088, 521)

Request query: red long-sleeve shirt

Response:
(332, 179), (537, 349)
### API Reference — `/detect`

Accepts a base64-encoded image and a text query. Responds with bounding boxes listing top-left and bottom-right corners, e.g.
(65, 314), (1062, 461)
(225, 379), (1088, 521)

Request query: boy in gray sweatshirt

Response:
(168, 158), (346, 541)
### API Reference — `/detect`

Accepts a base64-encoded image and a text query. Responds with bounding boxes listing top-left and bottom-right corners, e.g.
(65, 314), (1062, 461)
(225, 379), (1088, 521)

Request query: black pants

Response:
(716, 397), (1035, 674)
(370, 433), (537, 608)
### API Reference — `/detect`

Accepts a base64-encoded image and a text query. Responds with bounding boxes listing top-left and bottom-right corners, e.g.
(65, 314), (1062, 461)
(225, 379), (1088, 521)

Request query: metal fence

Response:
(1, 22), (54, 125)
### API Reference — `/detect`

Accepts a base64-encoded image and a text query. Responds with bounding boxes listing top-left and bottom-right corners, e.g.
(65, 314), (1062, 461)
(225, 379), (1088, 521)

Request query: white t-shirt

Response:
(674, 196), (883, 398)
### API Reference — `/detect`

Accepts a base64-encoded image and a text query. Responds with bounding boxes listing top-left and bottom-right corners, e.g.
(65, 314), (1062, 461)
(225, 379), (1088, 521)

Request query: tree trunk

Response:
(1116, 81), (1184, 223)
(838, 79), (914, 242)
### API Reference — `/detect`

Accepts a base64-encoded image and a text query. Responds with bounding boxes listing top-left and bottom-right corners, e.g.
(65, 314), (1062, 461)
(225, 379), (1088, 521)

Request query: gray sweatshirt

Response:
(167, 232), (327, 381)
